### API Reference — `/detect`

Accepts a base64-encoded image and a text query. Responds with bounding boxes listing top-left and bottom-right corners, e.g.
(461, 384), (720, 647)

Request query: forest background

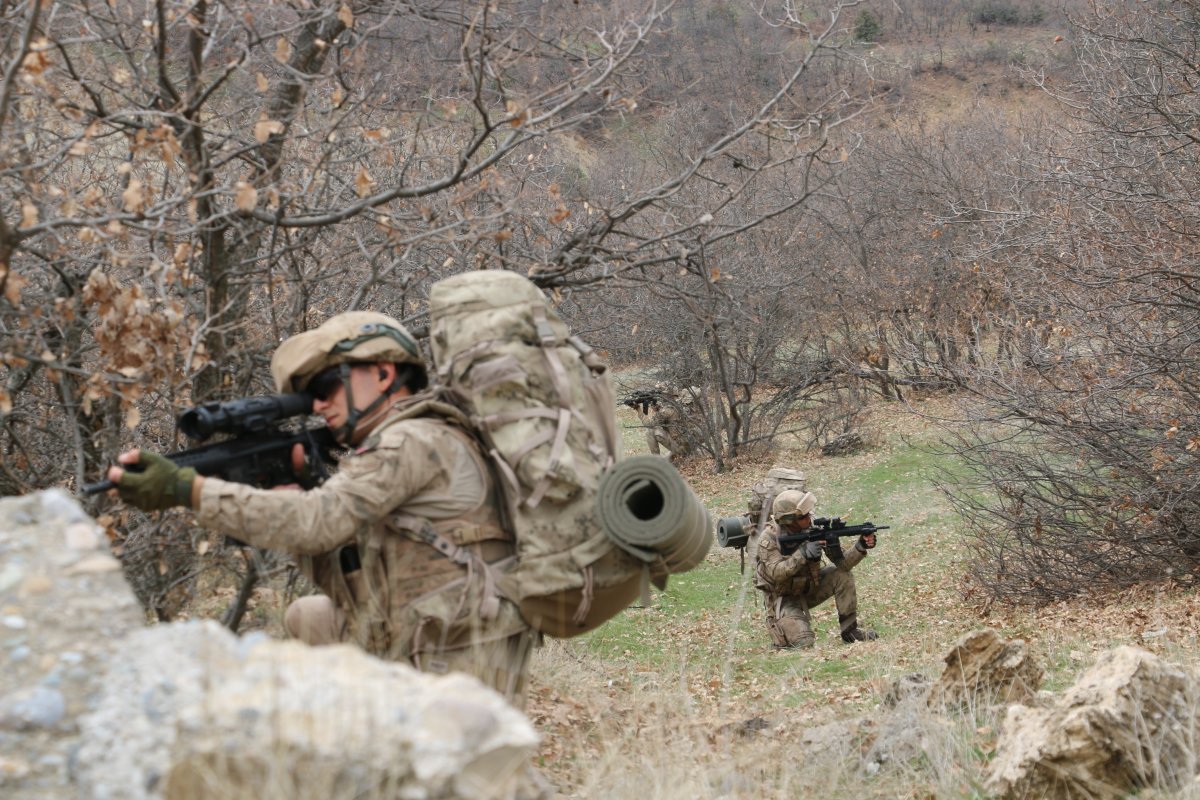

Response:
(3, 0), (1200, 796)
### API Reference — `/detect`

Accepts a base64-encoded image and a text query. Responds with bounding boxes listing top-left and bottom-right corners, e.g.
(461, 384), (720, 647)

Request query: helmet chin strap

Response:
(330, 363), (404, 444)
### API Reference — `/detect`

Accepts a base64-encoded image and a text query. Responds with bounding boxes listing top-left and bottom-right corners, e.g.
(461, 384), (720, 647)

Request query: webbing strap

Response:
(568, 335), (605, 373)
(488, 448), (522, 500)
(525, 407), (571, 509)
(507, 429), (555, 468)
(533, 307), (572, 402)
(390, 513), (501, 621)
(482, 407), (560, 425)
(573, 565), (595, 626)
(440, 338), (496, 381)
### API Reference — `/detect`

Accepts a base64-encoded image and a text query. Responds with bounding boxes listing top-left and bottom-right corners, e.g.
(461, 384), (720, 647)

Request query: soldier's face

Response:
(312, 363), (391, 440)
(781, 513), (811, 532)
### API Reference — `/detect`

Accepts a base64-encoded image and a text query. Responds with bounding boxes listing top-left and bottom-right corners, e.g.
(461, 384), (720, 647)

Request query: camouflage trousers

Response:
(762, 565), (859, 649)
(648, 427), (690, 458)
(285, 594), (536, 709)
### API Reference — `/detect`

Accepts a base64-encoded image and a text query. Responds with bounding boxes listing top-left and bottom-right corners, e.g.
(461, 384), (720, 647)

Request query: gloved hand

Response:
(116, 451), (197, 511)
(856, 533), (877, 552)
(801, 540), (823, 561)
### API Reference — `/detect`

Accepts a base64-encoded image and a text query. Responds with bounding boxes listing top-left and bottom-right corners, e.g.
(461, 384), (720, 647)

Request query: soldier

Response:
(753, 489), (878, 649)
(642, 384), (692, 460)
(106, 312), (536, 706)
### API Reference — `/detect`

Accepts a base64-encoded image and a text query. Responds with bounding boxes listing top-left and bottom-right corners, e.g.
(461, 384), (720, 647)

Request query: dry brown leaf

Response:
(21, 49), (50, 76)
(256, 72), (268, 93)
(122, 178), (145, 213)
(274, 37), (292, 63)
(338, 4), (354, 27)
(254, 118), (285, 143)
(20, 201), (38, 228)
(234, 181), (258, 212)
(354, 167), (374, 197)
(4, 270), (28, 305)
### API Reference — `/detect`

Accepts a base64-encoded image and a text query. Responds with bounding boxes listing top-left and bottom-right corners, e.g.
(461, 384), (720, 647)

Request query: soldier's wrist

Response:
(175, 467), (198, 509)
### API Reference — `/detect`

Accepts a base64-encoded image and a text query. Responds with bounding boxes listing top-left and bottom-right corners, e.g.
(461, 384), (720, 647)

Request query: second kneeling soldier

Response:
(754, 489), (877, 649)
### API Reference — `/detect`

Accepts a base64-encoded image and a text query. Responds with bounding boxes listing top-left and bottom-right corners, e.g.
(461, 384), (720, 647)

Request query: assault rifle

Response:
(82, 393), (340, 495)
(715, 514), (888, 555)
(620, 388), (664, 415)
(778, 517), (889, 556)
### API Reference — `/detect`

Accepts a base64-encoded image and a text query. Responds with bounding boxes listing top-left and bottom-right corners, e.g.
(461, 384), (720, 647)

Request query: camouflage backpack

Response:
(428, 270), (668, 637)
(748, 466), (807, 531)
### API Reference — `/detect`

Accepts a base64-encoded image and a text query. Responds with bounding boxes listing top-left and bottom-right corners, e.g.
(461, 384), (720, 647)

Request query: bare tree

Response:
(0, 0), (883, 620)
(931, 1), (1200, 601)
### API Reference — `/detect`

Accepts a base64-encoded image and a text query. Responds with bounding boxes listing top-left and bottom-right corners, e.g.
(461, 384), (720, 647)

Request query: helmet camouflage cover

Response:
(772, 489), (817, 520)
(271, 311), (422, 393)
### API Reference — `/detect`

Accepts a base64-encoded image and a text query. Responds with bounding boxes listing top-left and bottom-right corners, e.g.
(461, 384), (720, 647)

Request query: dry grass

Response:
(527, 393), (1200, 799)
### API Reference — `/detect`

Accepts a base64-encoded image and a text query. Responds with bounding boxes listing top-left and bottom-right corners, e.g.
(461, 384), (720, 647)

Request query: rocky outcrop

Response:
(987, 646), (1199, 800)
(0, 492), (541, 800)
(0, 490), (144, 800)
(76, 621), (540, 800)
(931, 627), (1043, 708)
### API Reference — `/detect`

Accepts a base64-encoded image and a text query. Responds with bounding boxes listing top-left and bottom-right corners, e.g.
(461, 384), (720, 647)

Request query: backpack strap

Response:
(390, 512), (503, 620)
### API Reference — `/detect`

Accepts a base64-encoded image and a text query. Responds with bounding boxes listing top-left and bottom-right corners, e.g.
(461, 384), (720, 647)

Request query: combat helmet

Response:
(271, 312), (423, 442)
(773, 489), (817, 521)
(271, 312), (422, 394)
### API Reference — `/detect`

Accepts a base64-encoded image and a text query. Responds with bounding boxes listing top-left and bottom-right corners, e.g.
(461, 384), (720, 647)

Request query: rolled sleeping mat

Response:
(595, 455), (712, 573)
(716, 515), (751, 549)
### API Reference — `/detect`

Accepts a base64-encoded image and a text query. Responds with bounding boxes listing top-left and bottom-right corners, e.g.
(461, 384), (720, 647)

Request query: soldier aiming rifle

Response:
(745, 489), (882, 649)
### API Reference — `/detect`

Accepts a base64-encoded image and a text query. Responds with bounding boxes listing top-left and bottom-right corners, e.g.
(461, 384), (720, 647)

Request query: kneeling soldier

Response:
(753, 489), (877, 649)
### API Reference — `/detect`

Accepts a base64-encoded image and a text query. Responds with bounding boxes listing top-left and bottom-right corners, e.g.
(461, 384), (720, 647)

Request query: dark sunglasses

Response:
(307, 367), (344, 402)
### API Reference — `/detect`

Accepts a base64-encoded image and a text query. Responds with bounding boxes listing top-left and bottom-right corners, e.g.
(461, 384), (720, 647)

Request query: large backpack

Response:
(428, 270), (708, 637)
(748, 466), (807, 526)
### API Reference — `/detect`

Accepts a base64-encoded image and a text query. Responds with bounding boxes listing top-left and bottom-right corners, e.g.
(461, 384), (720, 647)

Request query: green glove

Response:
(117, 451), (197, 511)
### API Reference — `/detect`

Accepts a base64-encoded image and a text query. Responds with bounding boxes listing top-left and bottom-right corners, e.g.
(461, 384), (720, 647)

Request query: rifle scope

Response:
(177, 392), (314, 441)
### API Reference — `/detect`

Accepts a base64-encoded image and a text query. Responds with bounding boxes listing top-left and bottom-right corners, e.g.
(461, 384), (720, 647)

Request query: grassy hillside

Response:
(528, 395), (1200, 798)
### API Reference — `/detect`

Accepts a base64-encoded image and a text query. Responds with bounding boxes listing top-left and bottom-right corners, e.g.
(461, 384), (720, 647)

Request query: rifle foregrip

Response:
(81, 479), (116, 495)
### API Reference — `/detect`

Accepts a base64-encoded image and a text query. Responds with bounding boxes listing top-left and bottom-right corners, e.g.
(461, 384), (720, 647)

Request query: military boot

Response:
(839, 613), (878, 643)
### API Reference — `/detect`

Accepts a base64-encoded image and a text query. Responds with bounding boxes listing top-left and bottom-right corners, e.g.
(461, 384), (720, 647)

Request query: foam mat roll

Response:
(595, 455), (712, 573)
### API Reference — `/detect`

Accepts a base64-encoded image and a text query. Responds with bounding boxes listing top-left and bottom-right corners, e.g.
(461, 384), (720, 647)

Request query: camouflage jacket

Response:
(195, 395), (525, 659)
(753, 519), (866, 596)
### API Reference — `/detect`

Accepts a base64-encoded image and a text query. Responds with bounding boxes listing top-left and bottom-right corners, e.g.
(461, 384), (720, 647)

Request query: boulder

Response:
(986, 646), (1199, 800)
(0, 490), (144, 800)
(931, 628), (1043, 708)
(1, 492), (542, 800)
(75, 621), (540, 800)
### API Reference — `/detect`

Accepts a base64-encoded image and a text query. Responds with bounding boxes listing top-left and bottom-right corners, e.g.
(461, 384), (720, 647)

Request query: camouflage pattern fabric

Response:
(754, 519), (867, 649)
(195, 398), (534, 703)
(635, 405), (661, 455)
(649, 405), (690, 457)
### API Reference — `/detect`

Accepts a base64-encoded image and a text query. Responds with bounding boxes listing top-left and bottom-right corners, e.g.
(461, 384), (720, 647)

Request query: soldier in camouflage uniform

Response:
(754, 489), (878, 649)
(639, 384), (692, 459)
(107, 312), (536, 706)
